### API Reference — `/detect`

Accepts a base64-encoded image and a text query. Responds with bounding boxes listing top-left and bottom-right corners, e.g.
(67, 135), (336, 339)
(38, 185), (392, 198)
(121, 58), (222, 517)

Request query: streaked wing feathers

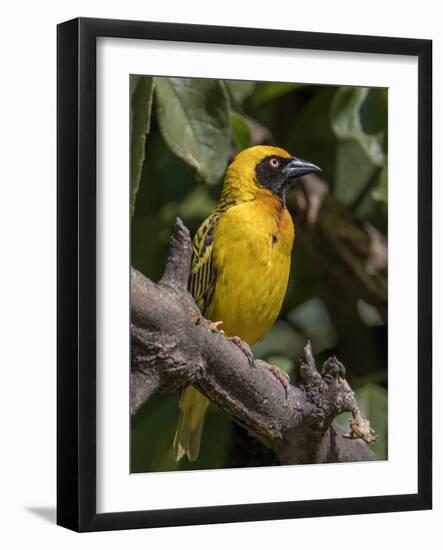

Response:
(189, 213), (219, 315)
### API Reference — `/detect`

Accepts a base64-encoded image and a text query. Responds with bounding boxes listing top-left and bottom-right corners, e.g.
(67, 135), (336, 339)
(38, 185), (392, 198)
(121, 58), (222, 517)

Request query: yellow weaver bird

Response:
(173, 145), (321, 462)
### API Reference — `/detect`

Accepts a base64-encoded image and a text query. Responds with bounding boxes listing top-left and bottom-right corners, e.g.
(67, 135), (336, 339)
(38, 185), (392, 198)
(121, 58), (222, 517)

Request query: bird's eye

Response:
(269, 158), (280, 168)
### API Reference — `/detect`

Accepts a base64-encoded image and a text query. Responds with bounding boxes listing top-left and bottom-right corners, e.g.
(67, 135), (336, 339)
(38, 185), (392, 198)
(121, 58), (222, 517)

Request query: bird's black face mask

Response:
(255, 155), (321, 200)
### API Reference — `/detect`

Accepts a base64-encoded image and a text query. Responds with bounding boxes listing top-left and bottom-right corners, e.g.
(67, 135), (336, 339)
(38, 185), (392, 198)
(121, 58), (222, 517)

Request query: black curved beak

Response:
(283, 157), (321, 178)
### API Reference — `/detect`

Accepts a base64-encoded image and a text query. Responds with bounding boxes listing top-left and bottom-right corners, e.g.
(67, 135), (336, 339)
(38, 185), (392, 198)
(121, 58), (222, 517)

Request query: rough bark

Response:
(131, 219), (377, 465)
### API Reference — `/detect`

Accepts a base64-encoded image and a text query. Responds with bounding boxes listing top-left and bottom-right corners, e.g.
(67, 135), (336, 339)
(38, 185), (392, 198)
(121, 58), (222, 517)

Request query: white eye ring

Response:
(270, 158), (280, 168)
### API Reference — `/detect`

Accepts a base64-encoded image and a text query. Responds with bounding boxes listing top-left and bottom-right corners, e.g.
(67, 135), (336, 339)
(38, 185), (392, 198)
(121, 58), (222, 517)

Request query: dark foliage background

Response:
(130, 76), (388, 472)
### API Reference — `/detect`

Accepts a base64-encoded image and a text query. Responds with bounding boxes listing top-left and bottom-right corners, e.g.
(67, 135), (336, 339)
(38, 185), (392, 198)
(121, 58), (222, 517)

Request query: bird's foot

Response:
(260, 362), (290, 397)
(190, 312), (223, 333)
(207, 320), (224, 333)
(190, 312), (202, 325)
(228, 336), (255, 368)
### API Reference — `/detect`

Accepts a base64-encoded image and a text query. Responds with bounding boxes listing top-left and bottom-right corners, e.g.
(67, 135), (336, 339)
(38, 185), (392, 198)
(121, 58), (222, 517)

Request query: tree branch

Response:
(131, 220), (377, 465)
(288, 174), (387, 321)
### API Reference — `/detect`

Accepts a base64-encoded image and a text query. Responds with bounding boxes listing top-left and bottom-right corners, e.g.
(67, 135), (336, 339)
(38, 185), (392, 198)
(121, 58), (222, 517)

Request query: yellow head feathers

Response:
(221, 145), (320, 203)
(222, 146), (292, 202)
(230, 145), (292, 169)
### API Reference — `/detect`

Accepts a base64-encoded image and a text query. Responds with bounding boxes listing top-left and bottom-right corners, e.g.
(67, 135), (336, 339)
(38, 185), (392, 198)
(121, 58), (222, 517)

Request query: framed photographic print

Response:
(57, 17), (432, 531)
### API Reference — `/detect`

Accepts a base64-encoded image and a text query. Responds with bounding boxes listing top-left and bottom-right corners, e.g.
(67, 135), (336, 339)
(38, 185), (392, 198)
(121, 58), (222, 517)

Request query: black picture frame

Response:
(57, 17), (432, 532)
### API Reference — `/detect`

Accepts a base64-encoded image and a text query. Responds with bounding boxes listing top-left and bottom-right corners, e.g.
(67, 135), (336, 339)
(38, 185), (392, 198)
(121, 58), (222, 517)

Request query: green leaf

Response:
(131, 394), (233, 472)
(224, 80), (255, 105)
(267, 355), (294, 374)
(372, 164), (388, 203)
(335, 383), (388, 460)
(230, 111), (251, 152)
(177, 406), (234, 471)
(131, 76), (154, 216)
(357, 299), (385, 327)
(131, 393), (181, 473)
(130, 75), (140, 97)
(287, 297), (337, 353)
(154, 77), (231, 185)
(361, 87), (388, 139)
(331, 87), (386, 167)
(174, 185), (216, 221)
(252, 82), (302, 106)
(330, 87), (387, 206)
(333, 141), (377, 205)
(252, 321), (305, 361)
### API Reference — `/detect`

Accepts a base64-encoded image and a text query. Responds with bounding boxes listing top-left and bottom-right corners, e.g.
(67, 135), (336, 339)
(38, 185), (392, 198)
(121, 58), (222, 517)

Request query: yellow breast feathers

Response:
(207, 192), (294, 345)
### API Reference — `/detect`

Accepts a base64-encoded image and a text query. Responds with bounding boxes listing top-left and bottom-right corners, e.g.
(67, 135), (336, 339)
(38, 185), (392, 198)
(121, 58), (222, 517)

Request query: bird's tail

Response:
(173, 386), (209, 462)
